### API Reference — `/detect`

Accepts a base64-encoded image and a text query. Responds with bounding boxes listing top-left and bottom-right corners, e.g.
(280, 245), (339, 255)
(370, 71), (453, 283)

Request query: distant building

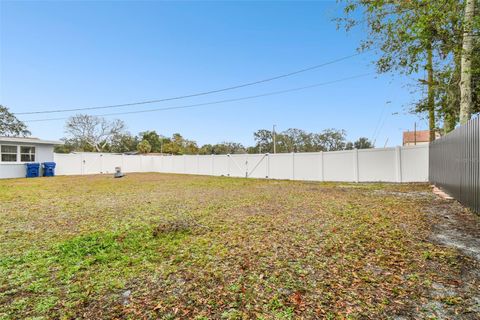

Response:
(402, 130), (440, 146)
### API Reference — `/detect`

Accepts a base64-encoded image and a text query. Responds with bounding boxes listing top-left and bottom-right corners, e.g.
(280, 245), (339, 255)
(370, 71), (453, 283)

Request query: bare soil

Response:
(421, 197), (480, 319)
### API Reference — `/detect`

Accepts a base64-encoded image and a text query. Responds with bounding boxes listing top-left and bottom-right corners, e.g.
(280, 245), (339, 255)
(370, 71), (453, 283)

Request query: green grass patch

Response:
(0, 224), (189, 319)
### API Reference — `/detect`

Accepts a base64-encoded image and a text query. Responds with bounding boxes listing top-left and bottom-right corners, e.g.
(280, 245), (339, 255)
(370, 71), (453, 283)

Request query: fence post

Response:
(266, 153), (269, 178)
(227, 154), (231, 177)
(211, 154), (215, 175)
(354, 149), (359, 183)
(395, 146), (402, 183)
(320, 151), (324, 182)
(292, 152), (295, 180)
(183, 154), (186, 174)
(196, 154), (199, 174)
(81, 153), (85, 175)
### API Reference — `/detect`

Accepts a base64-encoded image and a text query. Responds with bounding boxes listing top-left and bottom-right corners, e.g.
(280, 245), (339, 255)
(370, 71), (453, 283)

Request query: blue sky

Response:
(0, 0), (425, 147)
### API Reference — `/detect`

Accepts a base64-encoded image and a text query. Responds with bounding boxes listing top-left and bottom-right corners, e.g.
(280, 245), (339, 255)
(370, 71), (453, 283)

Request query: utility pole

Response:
(272, 124), (276, 154)
(414, 122), (417, 145)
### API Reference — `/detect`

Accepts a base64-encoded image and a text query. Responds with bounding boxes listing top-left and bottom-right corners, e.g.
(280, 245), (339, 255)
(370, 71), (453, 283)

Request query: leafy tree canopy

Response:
(251, 128), (349, 153)
(337, 0), (479, 133)
(137, 140), (152, 154)
(0, 105), (30, 137)
(354, 137), (374, 149)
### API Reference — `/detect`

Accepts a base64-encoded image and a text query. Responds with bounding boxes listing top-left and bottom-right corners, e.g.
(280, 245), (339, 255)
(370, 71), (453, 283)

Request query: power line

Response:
(23, 72), (374, 123)
(374, 113), (390, 144)
(372, 105), (391, 145)
(371, 101), (389, 143)
(15, 51), (369, 115)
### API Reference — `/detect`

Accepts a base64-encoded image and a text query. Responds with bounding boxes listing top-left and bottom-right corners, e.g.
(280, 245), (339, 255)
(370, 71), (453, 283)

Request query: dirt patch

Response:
(422, 196), (480, 319)
(427, 199), (480, 261)
(373, 189), (433, 199)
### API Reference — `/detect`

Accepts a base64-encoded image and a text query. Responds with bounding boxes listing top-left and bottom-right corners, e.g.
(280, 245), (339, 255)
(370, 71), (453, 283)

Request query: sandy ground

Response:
(424, 195), (480, 319)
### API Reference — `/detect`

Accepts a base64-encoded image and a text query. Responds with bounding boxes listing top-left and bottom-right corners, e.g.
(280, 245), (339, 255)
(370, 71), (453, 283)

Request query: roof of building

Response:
(402, 130), (440, 144)
(0, 136), (63, 145)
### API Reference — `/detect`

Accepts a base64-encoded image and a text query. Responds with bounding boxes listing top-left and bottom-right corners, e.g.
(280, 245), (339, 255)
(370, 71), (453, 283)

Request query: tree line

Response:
(52, 114), (373, 155)
(0, 107), (372, 155)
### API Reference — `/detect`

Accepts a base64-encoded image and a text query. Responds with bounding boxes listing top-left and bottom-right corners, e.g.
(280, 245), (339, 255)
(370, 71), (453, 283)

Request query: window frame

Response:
(20, 146), (36, 162)
(0, 144), (37, 163)
(0, 145), (18, 163)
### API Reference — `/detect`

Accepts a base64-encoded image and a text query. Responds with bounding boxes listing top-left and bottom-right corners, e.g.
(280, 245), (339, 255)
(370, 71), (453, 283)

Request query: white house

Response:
(0, 137), (62, 179)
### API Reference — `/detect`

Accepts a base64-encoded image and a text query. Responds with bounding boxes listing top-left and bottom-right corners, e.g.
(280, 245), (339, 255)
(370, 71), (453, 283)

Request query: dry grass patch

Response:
(0, 173), (472, 319)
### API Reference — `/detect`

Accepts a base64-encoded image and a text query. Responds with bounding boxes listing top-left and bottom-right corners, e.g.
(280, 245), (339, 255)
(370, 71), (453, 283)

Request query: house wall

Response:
(0, 143), (55, 179)
(403, 141), (429, 146)
(50, 145), (429, 183)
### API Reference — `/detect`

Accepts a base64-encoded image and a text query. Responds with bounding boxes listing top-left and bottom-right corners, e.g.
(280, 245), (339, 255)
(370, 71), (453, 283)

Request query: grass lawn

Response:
(0, 173), (470, 319)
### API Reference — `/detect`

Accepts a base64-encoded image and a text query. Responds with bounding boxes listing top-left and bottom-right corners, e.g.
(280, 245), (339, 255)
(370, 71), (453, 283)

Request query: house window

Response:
(20, 146), (36, 162)
(1, 145), (18, 162)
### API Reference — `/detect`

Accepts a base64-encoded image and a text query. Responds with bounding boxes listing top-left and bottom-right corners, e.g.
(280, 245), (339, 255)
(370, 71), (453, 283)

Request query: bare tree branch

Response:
(64, 114), (126, 152)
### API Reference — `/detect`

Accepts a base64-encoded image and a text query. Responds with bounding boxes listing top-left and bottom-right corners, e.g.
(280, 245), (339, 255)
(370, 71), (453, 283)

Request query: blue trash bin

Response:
(42, 162), (56, 177)
(26, 163), (40, 178)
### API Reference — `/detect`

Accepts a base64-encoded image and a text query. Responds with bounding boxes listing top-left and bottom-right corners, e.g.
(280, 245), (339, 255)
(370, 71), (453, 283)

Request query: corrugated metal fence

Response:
(429, 116), (480, 213)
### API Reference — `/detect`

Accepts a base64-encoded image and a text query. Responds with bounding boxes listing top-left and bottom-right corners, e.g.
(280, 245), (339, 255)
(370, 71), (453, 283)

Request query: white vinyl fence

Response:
(53, 144), (429, 182)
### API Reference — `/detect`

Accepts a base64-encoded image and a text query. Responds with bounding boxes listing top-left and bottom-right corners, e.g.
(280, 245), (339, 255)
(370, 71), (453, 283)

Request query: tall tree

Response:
(426, 40), (436, 141)
(459, 0), (476, 124)
(313, 129), (347, 151)
(436, 62), (461, 134)
(278, 128), (315, 153)
(252, 129), (274, 153)
(0, 105), (30, 137)
(472, 43), (480, 114)
(435, 1), (463, 133)
(425, 0), (479, 132)
(183, 140), (199, 155)
(162, 133), (199, 155)
(337, 1), (451, 140)
(253, 128), (348, 153)
(199, 144), (214, 155)
(339, 0), (479, 133)
(64, 114), (126, 152)
(109, 133), (139, 153)
(353, 137), (374, 149)
(137, 140), (152, 154)
(211, 142), (246, 154)
(139, 131), (166, 153)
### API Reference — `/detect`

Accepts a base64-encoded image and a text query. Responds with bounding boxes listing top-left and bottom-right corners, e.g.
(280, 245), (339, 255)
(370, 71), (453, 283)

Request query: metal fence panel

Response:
(429, 116), (480, 213)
